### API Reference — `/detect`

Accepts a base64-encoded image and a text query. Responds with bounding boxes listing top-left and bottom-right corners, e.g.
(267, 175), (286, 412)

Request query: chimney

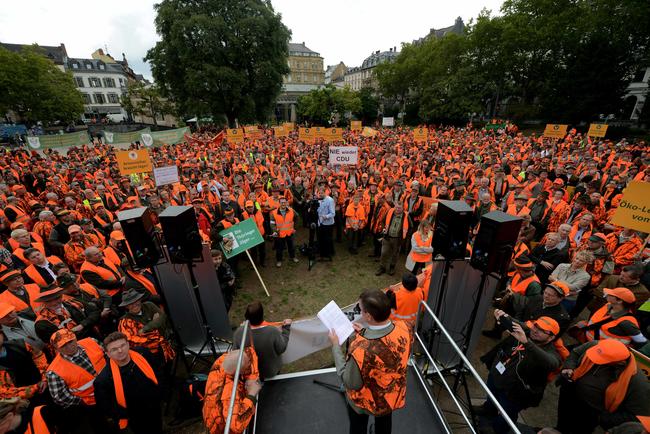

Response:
(394, 46), (397, 52)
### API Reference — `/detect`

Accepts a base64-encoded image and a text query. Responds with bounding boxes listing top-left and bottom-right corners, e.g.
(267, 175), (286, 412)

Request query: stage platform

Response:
(253, 365), (446, 434)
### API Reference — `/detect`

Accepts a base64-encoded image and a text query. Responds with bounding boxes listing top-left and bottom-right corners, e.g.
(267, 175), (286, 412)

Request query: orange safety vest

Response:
(0, 284), (42, 313)
(390, 286), (425, 323)
(510, 273), (540, 295)
(25, 405), (50, 434)
(80, 260), (123, 296)
(24, 257), (63, 287)
(384, 208), (409, 239)
(242, 210), (265, 236)
(47, 338), (106, 405)
(585, 306), (640, 345)
(126, 270), (157, 295)
(345, 203), (366, 229)
(103, 246), (122, 268)
(347, 321), (411, 416)
(13, 243), (46, 266)
(271, 208), (295, 238)
(110, 350), (158, 430)
(409, 231), (432, 263)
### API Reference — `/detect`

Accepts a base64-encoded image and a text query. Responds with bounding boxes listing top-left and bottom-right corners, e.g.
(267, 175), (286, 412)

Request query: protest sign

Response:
(611, 181), (650, 233)
(153, 165), (179, 186)
(116, 150), (152, 176)
(329, 146), (358, 165)
(587, 123), (608, 138)
(543, 124), (568, 139)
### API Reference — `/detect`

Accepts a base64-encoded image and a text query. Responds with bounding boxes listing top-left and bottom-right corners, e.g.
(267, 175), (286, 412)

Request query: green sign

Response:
(103, 128), (151, 144)
(26, 131), (90, 149)
(219, 218), (264, 259)
(140, 127), (190, 147)
(484, 123), (506, 131)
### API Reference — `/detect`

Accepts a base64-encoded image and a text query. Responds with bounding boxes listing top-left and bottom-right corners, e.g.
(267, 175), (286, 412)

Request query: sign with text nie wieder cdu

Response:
(218, 218), (264, 259)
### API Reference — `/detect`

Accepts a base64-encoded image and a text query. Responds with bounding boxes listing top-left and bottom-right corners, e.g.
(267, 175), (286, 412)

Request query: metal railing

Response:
(412, 300), (520, 434)
(224, 320), (250, 434)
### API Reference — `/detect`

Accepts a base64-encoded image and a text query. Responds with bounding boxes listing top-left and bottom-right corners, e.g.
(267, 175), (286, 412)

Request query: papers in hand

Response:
(317, 300), (354, 345)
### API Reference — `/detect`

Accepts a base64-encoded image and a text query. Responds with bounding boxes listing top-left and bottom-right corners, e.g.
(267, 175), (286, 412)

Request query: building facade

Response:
(625, 67), (649, 121)
(325, 62), (348, 88)
(277, 42), (325, 122)
(343, 48), (399, 91)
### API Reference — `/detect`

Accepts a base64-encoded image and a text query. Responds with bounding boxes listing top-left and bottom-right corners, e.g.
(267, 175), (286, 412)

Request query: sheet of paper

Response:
(317, 300), (354, 345)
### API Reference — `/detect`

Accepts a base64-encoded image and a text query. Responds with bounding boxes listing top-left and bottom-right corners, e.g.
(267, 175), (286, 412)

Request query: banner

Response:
(244, 125), (262, 139)
(27, 131), (89, 150)
(299, 127), (315, 143)
(361, 127), (377, 137)
(313, 126), (326, 139)
(103, 128), (150, 144)
(219, 218), (265, 259)
(329, 146), (358, 165)
(272, 126), (287, 138)
(325, 127), (344, 143)
(543, 124), (568, 139)
(611, 181), (650, 233)
(283, 122), (295, 131)
(382, 117), (395, 127)
(140, 127), (190, 147)
(484, 123), (506, 131)
(413, 127), (428, 143)
(587, 123), (608, 138)
(116, 149), (153, 176)
(350, 120), (362, 131)
(153, 165), (179, 186)
(226, 128), (244, 144)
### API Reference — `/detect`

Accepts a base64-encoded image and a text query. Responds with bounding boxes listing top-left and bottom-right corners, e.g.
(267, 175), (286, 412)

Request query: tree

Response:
(354, 87), (379, 125)
(121, 81), (174, 126)
(0, 45), (84, 124)
(145, 0), (291, 126)
(297, 85), (361, 125)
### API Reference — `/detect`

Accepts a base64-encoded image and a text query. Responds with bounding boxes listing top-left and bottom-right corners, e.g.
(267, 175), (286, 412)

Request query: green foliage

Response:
(121, 81), (174, 126)
(145, 0), (291, 126)
(0, 45), (84, 124)
(376, 0), (650, 124)
(297, 85), (361, 125)
(354, 87), (379, 125)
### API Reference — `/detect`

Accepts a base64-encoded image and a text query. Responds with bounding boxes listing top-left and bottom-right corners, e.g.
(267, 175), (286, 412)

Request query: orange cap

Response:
(245, 200), (254, 207)
(67, 225), (82, 234)
(585, 339), (630, 365)
(110, 231), (125, 241)
(547, 281), (570, 297)
(50, 329), (76, 349)
(533, 316), (560, 336)
(604, 287), (636, 304)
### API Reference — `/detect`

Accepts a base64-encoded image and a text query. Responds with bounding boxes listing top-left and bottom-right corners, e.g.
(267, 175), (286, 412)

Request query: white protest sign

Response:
(153, 165), (179, 186)
(382, 116), (395, 127)
(328, 146), (358, 165)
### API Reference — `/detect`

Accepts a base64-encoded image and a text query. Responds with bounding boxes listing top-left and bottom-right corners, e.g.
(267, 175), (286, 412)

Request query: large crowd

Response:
(0, 124), (648, 434)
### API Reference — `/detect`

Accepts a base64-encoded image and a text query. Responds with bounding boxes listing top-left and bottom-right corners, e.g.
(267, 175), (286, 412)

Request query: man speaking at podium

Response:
(328, 289), (411, 434)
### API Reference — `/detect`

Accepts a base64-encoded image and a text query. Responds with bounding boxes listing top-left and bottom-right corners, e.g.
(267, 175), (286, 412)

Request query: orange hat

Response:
(67, 225), (82, 234)
(0, 269), (22, 283)
(513, 255), (535, 269)
(245, 200), (254, 207)
(50, 329), (76, 349)
(533, 316), (560, 336)
(553, 178), (564, 185)
(585, 339), (630, 365)
(34, 285), (64, 302)
(92, 203), (105, 210)
(10, 185), (23, 192)
(110, 230), (125, 241)
(604, 287), (636, 304)
(589, 232), (606, 243)
(9, 222), (24, 230)
(0, 302), (16, 318)
(547, 281), (570, 297)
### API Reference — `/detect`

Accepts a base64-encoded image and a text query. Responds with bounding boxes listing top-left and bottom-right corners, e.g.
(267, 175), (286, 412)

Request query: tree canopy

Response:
(145, 0), (291, 126)
(376, 0), (650, 124)
(297, 85), (362, 126)
(0, 45), (84, 124)
(121, 81), (174, 126)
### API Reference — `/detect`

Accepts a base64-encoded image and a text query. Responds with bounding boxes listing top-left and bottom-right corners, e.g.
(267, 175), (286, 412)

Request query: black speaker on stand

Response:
(117, 207), (162, 268)
(158, 206), (204, 263)
(470, 210), (522, 276)
(432, 200), (473, 260)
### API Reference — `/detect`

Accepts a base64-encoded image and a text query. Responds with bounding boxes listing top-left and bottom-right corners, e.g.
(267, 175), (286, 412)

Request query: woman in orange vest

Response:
(344, 191), (367, 255)
(407, 220), (433, 275)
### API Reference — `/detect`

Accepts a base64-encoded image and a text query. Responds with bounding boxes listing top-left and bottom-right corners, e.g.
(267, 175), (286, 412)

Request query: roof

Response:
(288, 42), (320, 56)
(360, 49), (398, 70)
(66, 57), (128, 75)
(0, 42), (68, 64)
(413, 17), (465, 44)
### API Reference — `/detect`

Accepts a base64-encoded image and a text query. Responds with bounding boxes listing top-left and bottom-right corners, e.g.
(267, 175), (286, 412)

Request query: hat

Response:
(514, 194), (528, 200)
(56, 274), (77, 288)
(513, 255), (535, 269)
(368, 179), (377, 186)
(35, 285), (64, 302)
(55, 210), (70, 217)
(10, 185), (23, 192)
(604, 287), (636, 304)
(191, 198), (203, 204)
(0, 302), (15, 318)
(547, 281), (570, 297)
(245, 200), (254, 207)
(50, 329), (76, 349)
(395, 180), (405, 187)
(553, 178), (565, 185)
(585, 339), (630, 365)
(464, 195), (476, 201)
(92, 202), (105, 210)
(79, 218), (91, 225)
(588, 233), (606, 243)
(67, 225), (81, 234)
(533, 316), (560, 336)
(110, 230), (125, 241)
(119, 289), (145, 307)
(0, 269), (22, 283)
(224, 207), (234, 215)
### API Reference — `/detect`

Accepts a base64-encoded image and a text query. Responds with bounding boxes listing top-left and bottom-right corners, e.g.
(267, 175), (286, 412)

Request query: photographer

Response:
(475, 317), (562, 433)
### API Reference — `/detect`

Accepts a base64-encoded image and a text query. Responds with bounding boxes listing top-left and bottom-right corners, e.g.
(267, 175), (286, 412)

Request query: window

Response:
(85, 63), (92, 70)
(88, 77), (102, 88)
(75, 77), (84, 87)
(93, 93), (106, 104)
(107, 93), (119, 104)
(72, 63), (79, 69)
(119, 78), (125, 87)
(103, 77), (115, 88)
(99, 64), (105, 70)
(81, 93), (91, 104)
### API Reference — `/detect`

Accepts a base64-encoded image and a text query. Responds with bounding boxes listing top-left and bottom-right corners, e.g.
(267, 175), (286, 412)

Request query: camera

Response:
(345, 303), (361, 321)
(498, 315), (515, 333)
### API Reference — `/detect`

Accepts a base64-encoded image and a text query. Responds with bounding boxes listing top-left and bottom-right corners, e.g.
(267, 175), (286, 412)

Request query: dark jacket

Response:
(529, 244), (569, 285)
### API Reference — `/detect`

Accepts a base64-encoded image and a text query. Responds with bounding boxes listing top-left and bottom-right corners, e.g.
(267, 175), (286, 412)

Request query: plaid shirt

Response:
(46, 346), (97, 408)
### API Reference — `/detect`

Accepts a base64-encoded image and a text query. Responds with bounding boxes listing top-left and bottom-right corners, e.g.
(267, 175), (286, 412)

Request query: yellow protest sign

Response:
(611, 181), (650, 233)
(244, 125), (261, 139)
(543, 124), (568, 139)
(413, 127), (428, 143)
(283, 122), (295, 131)
(326, 127), (344, 143)
(587, 123), (608, 138)
(299, 127), (315, 143)
(350, 120), (362, 131)
(273, 126), (286, 137)
(362, 127), (377, 137)
(313, 126), (326, 139)
(226, 128), (244, 144)
(116, 150), (152, 176)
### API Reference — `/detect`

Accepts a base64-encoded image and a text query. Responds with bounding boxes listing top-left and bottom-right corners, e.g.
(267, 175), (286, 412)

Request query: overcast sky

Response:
(0, 0), (504, 81)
